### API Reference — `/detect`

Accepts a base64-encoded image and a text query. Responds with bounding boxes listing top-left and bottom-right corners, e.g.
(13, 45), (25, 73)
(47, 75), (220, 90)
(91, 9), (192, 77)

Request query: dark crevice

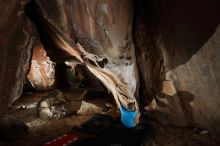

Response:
(24, 0), (70, 63)
(24, 0), (70, 89)
(132, 0), (163, 113)
(132, 0), (144, 114)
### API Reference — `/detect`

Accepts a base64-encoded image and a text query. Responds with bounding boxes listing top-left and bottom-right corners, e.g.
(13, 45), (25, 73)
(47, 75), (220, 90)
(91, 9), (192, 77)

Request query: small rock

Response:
(105, 102), (113, 108)
(37, 89), (68, 120)
(77, 101), (102, 115)
(200, 130), (208, 135)
(18, 105), (27, 110)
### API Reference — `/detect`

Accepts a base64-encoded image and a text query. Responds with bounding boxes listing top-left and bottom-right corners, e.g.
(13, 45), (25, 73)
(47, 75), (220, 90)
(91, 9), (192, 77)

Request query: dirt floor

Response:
(1, 87), (220, 146)
(145, 120), (220, 146)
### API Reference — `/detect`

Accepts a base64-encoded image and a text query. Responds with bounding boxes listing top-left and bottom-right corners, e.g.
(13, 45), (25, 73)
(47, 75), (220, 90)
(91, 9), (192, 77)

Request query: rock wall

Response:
(135, 0), (220, 133)
(34, 0), (140, 122)
(27, 40), (55, 90)
(0, 0), (220, 133)
(0, 0), (36, 111)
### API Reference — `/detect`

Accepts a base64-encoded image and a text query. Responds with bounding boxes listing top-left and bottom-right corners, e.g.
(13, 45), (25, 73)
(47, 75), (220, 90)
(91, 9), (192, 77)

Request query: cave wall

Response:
(0, 0), (220, 133)
(135, 0), (220, 132)
(0, 0), (36, 111)
(34, 0), (140, 116)
(27, 40), (55, 90)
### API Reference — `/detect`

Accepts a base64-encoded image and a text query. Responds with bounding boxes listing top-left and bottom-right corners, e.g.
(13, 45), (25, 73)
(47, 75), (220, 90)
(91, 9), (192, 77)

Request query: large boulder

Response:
(0, 0), (36, 111)
(27, 40), (55, 90)
(135, 0), (220, 133)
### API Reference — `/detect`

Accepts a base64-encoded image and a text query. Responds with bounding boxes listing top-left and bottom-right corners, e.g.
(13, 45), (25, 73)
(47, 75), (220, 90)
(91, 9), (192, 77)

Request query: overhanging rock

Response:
(0, 0), (37, 111)
(34, 0), (140, 126)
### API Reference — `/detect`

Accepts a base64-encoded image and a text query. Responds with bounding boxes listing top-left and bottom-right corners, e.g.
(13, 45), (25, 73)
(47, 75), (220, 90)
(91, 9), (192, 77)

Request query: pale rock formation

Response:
(27, 40), (55, 90)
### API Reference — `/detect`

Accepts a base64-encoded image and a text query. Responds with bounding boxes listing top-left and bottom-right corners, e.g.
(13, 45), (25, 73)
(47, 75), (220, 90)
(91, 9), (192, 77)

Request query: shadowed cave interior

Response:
(0, 0), (220, 145)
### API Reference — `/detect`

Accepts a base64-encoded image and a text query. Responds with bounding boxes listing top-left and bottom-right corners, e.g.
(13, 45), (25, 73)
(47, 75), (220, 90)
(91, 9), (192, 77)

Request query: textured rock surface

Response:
(77, 101), (102, 115)
(27, 40), (55, 90)
(0, 0), (36, 111)
(135, 0), (220, 133)
(165, 26), (220, 132)
(34, 0), (140, 122)
(0, 0), (220, 134)
(37, 89), (68, 119)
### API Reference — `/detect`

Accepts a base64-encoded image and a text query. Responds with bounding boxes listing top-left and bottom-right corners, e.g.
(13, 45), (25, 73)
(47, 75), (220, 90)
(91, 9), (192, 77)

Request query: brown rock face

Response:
(0, 0), (220, 134)
(34, 0), (140, 124)
(0, 0), (36, 111)
(27, 40), (55, 90)
(135, 0), (220, 132)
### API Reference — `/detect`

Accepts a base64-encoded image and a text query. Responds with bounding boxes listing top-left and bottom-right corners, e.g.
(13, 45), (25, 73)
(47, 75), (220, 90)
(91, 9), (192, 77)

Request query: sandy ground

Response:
(1, 88), (220, 146)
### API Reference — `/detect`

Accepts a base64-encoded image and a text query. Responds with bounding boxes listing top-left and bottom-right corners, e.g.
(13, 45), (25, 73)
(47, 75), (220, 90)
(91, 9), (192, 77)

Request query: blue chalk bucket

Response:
(119, 106), (138, 128)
